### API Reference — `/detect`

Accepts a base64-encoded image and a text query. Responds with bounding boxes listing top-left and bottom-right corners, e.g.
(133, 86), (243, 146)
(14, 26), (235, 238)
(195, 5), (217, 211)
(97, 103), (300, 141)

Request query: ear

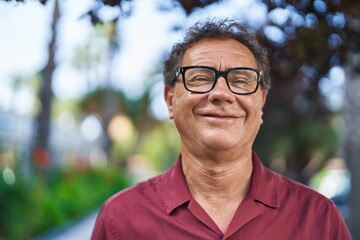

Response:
(261, 90), (268, 108)
(164, 85), (175, 119)
(260, 90), (268, 124)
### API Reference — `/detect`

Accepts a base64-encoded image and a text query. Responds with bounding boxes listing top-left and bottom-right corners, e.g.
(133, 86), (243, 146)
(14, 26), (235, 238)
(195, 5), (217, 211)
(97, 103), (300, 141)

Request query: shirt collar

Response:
(249, 152), (279, 208)
(161, 155), (192, 214)
(161, 153), (279, 215)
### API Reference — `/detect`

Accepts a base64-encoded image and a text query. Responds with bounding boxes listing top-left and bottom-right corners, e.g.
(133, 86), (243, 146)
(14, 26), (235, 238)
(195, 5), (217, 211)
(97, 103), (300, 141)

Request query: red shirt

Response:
(91, 153), (352, 240)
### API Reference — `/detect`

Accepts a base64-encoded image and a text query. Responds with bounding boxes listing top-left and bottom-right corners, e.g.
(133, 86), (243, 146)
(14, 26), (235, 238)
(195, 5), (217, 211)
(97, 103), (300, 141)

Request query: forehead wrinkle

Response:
(183, 39), (258, 69)
(188, 48), (248, 59)
(187, 48), (250, 67)
(188, 53), (249, 70)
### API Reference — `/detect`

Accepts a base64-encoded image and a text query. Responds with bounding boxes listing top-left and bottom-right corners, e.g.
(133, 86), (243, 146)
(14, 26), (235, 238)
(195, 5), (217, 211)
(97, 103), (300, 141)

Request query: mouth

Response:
(200, 109), (238, 117)
(203, 114), (235, 118)
(196, 108), (242, 123)
(200, 113), (238, 121)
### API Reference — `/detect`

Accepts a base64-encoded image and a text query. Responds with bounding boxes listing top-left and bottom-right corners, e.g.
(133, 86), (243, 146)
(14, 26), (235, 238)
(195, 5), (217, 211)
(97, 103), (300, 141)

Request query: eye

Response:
(229, 70), (257, 84)
(229, 74), (252, 86)
(231, 77), (250, 85)
(185, 69), (214, 84)
(192, 75), (213, 82)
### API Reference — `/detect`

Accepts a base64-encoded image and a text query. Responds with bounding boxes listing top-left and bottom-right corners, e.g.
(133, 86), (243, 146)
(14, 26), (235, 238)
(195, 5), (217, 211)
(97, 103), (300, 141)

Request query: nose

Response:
(208, 77), (235, 103)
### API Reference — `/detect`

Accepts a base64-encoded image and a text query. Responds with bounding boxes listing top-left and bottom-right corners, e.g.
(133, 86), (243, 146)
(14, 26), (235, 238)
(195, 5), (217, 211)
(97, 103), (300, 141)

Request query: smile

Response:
(200, 114), (238, 124)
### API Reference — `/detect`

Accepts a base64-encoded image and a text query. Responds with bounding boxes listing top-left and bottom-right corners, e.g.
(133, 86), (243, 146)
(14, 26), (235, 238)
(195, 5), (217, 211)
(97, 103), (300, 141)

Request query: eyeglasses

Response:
(176, 66), (262, 95)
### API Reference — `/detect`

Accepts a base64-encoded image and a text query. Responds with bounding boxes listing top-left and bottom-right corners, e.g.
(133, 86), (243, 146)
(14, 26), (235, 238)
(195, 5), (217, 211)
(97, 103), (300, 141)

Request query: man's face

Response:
(165, 39), (267, 156)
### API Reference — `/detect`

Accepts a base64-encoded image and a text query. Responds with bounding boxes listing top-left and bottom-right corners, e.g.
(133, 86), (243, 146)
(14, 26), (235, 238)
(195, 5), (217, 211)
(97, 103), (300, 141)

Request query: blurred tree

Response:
(73, 18), (159, 163)
(71, 20), (121, 158)
(79, 75), (159, 165)
(255, 0), (348, 180)
(260, 1), (360, 235)
(95, 20), (119, 156)
(32, 0), (59, 170)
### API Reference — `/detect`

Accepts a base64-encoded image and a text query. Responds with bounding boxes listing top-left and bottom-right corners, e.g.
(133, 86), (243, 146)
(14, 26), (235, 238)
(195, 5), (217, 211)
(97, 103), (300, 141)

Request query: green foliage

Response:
(138, 122), (180, 171)
(254, 115), (342, 181)
(0, 165), (130, 239)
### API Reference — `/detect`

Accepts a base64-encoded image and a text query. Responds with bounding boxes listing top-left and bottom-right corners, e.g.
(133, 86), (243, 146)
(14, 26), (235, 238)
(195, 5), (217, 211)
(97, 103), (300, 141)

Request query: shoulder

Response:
(104, 172), (166, 212)
(272, 170), (337, 212)
(273, 171), (351, 238)
(91, 174), (168, 239)
(251, 154), (334, 210)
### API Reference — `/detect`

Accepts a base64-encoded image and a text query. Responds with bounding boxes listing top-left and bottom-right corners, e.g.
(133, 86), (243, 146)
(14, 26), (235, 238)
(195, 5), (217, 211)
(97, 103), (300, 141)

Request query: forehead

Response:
(182, 39), (258, 69)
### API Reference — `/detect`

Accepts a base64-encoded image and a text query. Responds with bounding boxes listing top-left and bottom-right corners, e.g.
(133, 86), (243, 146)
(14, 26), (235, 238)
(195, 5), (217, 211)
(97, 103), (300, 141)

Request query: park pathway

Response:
(37, 211), (98, 240)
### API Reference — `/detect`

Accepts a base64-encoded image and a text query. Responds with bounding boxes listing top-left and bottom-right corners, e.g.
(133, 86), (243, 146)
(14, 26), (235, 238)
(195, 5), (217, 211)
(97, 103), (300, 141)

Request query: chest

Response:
(115, 203), (332, 240)
(199, 200), (240, 233)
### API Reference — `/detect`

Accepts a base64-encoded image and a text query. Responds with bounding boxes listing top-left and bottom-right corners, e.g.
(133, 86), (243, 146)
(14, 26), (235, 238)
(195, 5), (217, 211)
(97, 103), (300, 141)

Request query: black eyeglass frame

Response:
(175, 65), (263, 95)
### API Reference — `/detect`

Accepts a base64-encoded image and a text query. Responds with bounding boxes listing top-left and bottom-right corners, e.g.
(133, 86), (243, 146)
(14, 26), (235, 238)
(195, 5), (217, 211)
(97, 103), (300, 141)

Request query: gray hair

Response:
(163, 18), (271, 90)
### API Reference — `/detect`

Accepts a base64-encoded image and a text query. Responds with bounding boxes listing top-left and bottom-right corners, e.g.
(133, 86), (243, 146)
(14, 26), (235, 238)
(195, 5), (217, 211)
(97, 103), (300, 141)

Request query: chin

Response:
(203, 139), (240, 151)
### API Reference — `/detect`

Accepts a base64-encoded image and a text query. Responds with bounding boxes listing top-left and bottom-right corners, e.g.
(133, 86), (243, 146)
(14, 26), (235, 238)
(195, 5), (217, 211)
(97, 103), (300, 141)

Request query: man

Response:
(91, 18), (352, 239)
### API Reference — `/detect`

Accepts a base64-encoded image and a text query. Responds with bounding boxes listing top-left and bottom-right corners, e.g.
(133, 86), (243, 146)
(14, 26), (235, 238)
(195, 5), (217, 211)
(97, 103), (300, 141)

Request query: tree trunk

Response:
(343, 51), (360, 238)
(33, 0), (59, 169)
(342, 16), (360, 237)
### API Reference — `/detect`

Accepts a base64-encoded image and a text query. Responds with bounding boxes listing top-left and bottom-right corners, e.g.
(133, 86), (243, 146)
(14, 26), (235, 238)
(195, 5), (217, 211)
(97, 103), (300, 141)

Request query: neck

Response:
(181, 150), (253, 233)
(182, 149), (253, 203)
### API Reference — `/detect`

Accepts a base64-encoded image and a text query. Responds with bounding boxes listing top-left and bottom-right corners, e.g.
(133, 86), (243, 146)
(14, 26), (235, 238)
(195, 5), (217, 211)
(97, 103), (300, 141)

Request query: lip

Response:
(199, 110), (239, 118)
(203, 114), (236, 119)
(198, 112), (239, 122)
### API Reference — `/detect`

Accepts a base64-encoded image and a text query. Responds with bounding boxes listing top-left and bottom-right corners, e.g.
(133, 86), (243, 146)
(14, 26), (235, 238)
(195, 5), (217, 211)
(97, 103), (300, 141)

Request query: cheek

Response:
(172, 89), (197, 109)
(167, 86), (186, 119)
(171, 91), (189, 118)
